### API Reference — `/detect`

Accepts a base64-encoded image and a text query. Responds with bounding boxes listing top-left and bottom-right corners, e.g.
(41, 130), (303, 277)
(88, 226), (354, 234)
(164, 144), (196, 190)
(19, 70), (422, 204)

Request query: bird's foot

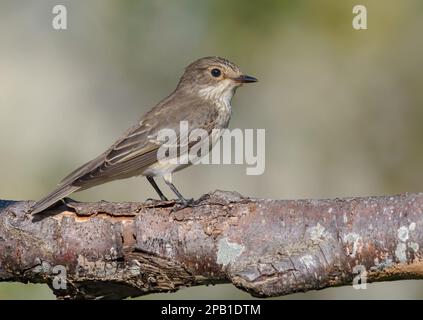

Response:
(171, 198), (195, 212)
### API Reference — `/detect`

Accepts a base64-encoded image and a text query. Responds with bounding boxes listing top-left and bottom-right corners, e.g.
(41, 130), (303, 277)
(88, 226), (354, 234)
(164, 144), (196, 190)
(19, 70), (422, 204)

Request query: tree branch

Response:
(0, 190), (422, 299)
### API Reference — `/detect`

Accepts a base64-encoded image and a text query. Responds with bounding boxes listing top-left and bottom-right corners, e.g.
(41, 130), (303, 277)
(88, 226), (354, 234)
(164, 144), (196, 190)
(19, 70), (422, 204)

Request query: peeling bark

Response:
(0, 190), (422, 299)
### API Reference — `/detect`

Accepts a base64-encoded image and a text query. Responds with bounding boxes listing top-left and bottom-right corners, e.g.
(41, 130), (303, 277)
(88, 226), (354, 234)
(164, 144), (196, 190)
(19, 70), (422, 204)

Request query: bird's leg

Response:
(146, 176), (168, 201)
(163, 174), (194, 209)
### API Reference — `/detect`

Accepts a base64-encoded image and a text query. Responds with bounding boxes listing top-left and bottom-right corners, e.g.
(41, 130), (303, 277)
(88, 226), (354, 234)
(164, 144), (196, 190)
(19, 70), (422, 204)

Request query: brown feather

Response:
(31, 56), (246, 214)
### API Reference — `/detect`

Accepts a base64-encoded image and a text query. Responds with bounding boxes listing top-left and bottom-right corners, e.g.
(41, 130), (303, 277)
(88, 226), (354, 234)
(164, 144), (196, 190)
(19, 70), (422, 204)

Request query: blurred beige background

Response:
(1, 0), (422, 299)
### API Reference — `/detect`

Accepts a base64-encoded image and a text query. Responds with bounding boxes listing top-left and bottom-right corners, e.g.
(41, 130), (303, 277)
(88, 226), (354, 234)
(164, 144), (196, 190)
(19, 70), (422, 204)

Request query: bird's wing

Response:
(61, 95), (219, 189)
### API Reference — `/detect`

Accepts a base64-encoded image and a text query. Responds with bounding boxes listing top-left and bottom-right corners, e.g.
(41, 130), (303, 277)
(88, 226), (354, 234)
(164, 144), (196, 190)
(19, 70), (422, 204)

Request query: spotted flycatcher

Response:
(31, 56), (257, 214)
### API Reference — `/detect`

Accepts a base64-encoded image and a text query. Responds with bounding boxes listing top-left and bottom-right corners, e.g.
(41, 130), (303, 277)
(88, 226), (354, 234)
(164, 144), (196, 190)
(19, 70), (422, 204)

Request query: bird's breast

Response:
(214, 100), (232, 129)
(142, 100), (232, 178)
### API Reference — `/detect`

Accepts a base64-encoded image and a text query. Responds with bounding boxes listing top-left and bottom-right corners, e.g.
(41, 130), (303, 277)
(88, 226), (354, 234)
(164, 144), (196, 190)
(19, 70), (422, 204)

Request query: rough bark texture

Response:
(0, 190), (422, 299)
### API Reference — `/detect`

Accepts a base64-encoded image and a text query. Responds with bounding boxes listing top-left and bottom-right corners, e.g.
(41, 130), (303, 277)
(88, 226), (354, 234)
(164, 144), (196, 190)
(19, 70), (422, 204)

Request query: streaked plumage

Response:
(31, 56), (257, 214)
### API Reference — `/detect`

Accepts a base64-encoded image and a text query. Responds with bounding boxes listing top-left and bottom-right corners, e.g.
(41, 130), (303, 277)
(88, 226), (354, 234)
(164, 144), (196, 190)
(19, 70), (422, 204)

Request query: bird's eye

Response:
(211, 68), (221, 77)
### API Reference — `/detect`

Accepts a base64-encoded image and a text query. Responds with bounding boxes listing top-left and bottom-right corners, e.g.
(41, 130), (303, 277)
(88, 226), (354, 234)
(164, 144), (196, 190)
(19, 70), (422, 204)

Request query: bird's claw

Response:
(171, 198), (195, 212)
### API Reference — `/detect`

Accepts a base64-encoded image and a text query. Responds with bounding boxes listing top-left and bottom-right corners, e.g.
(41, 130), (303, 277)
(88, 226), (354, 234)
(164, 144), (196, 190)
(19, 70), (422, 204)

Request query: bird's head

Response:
(176, 56), (257, 103)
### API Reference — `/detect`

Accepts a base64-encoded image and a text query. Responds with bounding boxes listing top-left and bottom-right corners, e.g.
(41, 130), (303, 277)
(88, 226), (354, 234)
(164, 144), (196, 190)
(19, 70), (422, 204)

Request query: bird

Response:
(31, 56), (257, 214)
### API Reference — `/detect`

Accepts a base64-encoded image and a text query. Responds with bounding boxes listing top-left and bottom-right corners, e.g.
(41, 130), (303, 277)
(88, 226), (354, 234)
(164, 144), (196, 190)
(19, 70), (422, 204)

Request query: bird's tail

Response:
(31, 184), (80, 214)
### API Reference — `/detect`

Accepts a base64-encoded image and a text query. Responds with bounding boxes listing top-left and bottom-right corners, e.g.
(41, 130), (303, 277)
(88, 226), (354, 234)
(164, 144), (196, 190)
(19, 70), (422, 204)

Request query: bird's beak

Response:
(232, 75), (258, 83)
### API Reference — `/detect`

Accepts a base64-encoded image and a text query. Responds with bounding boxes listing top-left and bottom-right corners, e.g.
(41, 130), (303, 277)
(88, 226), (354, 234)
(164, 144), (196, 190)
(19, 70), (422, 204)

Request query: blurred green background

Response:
(1, 0), (422, 299)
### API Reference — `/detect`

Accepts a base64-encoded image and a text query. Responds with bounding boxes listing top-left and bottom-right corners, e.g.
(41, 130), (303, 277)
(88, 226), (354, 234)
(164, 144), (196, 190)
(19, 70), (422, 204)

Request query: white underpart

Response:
(198, 79), (236, 112)
(197, 79), (236, 151)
